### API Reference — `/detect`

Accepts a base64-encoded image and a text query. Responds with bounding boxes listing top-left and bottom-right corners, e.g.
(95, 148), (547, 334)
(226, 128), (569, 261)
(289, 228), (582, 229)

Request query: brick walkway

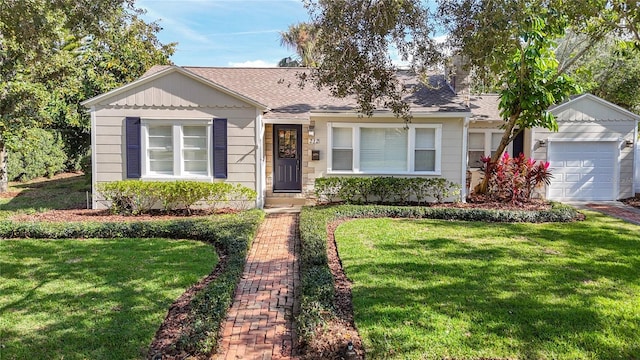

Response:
(214, 213), (299, 360)
(586, 202), (640, 225)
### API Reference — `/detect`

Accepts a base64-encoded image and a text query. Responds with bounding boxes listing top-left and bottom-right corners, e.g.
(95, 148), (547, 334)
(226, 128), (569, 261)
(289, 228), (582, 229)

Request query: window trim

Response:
(327, 122), (442, 175)
(467, 129), (513, 169)
(141, 119), (213, 179)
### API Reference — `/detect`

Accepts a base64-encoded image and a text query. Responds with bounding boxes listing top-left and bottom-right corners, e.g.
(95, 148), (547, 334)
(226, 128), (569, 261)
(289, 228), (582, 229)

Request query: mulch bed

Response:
(148, 250), (228, 360)
(8, 208), (236, 223)
(298, 220), (364, 360)
(621, 196), (640, 209)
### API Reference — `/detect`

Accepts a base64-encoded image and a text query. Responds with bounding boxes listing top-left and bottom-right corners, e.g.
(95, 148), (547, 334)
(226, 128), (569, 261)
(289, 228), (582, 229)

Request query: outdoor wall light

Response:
(538, 139), (547, 147)
(625, 139), (634, 147)
(308, 125), (315, 137)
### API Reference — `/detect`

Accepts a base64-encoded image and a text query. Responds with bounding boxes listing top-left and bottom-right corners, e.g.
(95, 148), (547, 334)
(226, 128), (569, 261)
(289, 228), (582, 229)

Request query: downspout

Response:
(460, 116), (470, 202)
(255, 109), (265, 208)
(90, 106), (98, 209)
(633, 118), (639, 195)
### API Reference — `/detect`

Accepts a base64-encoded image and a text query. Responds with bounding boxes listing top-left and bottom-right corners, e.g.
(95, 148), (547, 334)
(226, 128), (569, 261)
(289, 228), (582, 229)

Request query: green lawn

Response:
(0, 238), (218, 360)
(335, 211), (640, 359)
(0, 174), (89, 219)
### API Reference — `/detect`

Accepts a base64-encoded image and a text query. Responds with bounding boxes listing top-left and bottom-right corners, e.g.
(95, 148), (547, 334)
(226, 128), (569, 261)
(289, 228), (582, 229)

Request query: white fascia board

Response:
(310, 110), (472, 118)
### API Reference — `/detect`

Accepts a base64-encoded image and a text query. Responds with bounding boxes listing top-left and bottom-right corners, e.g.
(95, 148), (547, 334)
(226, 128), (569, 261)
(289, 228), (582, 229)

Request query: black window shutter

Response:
(213, 118), (228, 179)
(513, 131), (524, 157)
(125, 117), (141, 179)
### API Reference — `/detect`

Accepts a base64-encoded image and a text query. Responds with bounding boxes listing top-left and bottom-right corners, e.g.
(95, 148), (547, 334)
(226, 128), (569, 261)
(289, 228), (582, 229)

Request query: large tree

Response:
(303, 0), (633, 194)
(558, 33), (640, 113)
(0, 1), (173, 191)
(51, 7), (175, 170)
(304, 0), (439, 119)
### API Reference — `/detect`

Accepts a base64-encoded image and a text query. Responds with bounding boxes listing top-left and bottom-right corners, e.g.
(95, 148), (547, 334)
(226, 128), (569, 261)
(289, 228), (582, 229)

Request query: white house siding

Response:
(91, 72), (259, 208)
(532, 97), (638, 200)
(309, 116), (466, 201)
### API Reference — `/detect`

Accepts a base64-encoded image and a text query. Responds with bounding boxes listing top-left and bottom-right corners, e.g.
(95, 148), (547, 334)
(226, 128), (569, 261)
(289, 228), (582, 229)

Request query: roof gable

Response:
(550, 93), (640, 121)
(81, 66), (267, 109)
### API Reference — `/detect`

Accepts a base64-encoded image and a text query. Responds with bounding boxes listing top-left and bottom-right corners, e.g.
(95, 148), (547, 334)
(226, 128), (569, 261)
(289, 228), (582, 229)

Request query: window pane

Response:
(149, 150), (173, 174)
(183, 126), (206, 137)
(184, 137), (206, 148)
(184, 149), (207, 161)
(332, 149), (353, 170)
(149, 126), (172, 137)
(468, 150), (485, 167)
(182, 126), (208, 175)
(277, 129), (297, 159)
(184, 160), (207, 174)
(468, 133), (484, 149)
(332, 127), (352, 148)
(149, 125), (172, 148)
(491, 133), (502, 150)
(360, 128), (407, 171)
(415, 150), (435, 171)
(415, 128), (435, 148)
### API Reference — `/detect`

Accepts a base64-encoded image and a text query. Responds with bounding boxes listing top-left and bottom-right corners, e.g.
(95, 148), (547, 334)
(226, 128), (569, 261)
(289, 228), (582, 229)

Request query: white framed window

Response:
(467, 130), (512, 168)
(141, 120), (212, 178)
(327, 123), (442, 174)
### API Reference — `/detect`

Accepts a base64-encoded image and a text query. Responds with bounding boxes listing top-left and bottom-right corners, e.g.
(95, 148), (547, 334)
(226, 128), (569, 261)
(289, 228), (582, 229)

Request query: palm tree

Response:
(279, 22), (319, 67)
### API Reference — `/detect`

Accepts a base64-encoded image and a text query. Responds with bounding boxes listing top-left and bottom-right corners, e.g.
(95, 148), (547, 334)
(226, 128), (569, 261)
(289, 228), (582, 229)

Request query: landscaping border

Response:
(296, 203), (579, 358)
(0, 210), (264, 359)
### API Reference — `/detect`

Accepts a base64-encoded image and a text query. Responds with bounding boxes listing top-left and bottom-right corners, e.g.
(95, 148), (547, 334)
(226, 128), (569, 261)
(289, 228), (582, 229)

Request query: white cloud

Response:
(228, 59), (277, 67)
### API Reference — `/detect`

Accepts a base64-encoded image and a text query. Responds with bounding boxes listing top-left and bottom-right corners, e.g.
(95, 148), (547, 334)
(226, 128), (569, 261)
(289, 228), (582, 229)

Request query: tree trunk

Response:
(0, 140), (8, 193)
(475, 112), (520, 194)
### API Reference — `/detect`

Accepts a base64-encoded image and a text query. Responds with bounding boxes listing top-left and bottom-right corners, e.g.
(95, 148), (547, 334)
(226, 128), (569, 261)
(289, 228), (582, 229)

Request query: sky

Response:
(137, 0), (311, 67)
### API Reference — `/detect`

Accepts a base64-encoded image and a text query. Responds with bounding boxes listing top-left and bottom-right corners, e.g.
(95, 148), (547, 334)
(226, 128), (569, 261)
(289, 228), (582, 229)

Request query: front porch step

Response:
(264, 197), (309, 208)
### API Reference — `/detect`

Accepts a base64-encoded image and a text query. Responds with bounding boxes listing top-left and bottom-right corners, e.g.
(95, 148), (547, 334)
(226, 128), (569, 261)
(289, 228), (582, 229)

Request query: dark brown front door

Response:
(273, 124), (302, 192)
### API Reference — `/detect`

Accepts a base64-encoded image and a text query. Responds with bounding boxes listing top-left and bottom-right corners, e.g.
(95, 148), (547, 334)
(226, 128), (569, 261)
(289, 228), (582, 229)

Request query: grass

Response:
(335, 211), (640, 359)
(0, 238), (218, 360)
(0, 173), (89, 219)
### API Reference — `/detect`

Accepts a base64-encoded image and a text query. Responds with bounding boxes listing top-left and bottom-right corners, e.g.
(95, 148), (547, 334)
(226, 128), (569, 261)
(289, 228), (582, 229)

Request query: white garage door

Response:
(548, 141), (617, 201)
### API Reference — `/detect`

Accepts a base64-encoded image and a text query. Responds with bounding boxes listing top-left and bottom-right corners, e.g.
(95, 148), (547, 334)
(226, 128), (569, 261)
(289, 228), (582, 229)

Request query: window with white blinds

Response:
(331, 127), (353, 171)
(142, 121), (211, 178)
(328, 123), (441, 174)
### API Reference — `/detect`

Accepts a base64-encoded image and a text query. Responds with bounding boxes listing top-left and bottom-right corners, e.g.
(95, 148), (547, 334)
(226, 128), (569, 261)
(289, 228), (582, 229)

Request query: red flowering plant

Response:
(479, 152), (553, 203)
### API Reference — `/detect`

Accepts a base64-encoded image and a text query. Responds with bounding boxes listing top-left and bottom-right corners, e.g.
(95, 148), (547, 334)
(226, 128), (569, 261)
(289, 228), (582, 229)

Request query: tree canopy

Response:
(0, 0), (174, 190)
(302, 0), (638, 193)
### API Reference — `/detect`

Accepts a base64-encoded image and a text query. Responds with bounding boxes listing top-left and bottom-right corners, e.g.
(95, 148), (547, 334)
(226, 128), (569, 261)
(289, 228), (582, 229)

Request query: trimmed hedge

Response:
(296, 203), (579, 343)
(315, 176), (461, 205)
(98, 180), (257, 215)
(0, 210), (264, 356)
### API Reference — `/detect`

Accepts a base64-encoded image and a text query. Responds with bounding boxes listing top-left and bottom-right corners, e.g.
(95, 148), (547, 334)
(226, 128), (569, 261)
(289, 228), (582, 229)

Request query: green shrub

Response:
(296, 202), (579, 344)
(0, 210), (264, 356)
(7, 128), (67, 181)
(314, 176), (461, 205)
(98, 180), (257, 215)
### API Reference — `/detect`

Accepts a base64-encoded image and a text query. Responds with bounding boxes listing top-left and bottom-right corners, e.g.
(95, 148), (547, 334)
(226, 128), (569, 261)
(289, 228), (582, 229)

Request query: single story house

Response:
(82, 65), (639, 208)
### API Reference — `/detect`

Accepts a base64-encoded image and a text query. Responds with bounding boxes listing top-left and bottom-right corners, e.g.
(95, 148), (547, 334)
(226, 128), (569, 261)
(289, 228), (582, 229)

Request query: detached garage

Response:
(532, 94), (639, 201)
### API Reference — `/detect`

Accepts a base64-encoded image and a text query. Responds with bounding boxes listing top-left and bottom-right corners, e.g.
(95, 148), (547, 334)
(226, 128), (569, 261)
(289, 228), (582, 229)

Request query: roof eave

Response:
(81, 66), (268, 110)
(310, 109), (471, 118)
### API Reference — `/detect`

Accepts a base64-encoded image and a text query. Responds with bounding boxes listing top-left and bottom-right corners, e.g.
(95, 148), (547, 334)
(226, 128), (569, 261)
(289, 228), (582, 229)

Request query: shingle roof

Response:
(468, 94), (502, 121)
(141, 66), (471, 119)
